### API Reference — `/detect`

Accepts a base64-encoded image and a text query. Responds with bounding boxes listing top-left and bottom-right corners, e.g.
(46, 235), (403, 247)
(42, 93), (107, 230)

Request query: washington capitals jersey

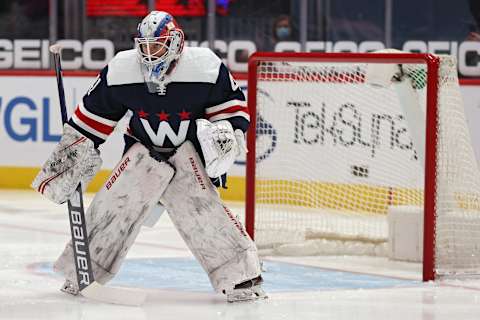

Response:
(68, 47), (249, 160)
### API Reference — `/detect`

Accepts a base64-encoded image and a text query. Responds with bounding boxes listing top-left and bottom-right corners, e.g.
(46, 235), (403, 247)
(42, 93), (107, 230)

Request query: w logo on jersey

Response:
(141, 119), (190, 146)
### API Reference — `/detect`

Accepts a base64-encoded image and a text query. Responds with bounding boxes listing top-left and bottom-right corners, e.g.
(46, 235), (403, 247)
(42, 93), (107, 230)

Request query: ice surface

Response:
(1, 190), (480, 320)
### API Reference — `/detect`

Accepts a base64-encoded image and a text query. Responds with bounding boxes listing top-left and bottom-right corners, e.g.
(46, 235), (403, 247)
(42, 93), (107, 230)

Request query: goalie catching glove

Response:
(196, 119), (247, 178)
(31, 123), (102, 204)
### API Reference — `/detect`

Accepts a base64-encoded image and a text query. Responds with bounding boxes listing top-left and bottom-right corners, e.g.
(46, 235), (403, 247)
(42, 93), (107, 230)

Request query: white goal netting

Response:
(248, 53), (480, 278)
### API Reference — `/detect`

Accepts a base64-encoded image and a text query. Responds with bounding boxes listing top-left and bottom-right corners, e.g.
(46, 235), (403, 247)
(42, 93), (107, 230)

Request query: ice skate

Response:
(60, 279), (79, 296)
(226, 276), (268, 303)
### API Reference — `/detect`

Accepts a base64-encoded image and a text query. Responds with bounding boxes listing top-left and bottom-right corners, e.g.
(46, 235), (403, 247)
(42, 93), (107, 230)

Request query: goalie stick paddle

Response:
(49, 44), (146, 306)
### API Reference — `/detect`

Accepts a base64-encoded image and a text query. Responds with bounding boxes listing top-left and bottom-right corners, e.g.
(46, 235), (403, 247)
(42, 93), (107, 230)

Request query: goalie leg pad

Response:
(54, 143), (175, 285)
(160, 141), (261, 293)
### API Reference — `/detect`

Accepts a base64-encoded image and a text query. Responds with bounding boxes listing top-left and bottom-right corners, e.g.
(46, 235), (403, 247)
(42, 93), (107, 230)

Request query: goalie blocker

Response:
(55, 141), (263, 300)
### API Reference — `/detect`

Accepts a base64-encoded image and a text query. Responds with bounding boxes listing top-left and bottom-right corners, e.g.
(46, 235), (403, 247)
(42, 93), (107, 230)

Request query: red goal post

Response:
(245, 51), (468, 282)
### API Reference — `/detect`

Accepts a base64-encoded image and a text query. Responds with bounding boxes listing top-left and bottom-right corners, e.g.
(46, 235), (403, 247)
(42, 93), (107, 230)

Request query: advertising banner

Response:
(0, 75), (125, 169)
(1, 73), (480, 199)
(253, 81), (423, 188)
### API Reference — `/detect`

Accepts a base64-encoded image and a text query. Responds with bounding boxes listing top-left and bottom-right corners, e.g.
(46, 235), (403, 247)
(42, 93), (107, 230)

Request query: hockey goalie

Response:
(31, 11), (266, 303)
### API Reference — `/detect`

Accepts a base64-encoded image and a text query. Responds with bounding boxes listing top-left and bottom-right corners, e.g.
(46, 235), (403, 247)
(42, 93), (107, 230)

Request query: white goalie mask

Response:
(135, 11), (184, 94)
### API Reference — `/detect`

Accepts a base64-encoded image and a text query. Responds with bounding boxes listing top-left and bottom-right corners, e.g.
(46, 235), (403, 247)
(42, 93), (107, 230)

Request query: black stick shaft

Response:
(52, 52), (68, 125)
(51, 47), (95, 291)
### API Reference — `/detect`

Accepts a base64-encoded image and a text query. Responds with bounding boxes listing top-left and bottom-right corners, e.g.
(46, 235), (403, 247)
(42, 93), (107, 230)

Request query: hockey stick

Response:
(49, 44), (146, 306)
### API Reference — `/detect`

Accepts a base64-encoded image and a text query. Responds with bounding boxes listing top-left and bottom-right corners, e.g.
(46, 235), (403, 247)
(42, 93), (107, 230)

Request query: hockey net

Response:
(245, 51), (480, 280)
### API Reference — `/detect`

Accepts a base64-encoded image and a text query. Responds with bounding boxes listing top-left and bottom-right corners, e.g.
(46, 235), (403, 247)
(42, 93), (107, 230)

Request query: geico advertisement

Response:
(2, 39), (480, 75)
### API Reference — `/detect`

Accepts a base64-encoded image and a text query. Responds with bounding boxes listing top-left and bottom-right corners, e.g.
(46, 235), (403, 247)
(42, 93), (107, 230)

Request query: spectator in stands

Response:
(467, 0), (480, 40)
(256, 14), (295, 52)
(270, 14), (295, 50)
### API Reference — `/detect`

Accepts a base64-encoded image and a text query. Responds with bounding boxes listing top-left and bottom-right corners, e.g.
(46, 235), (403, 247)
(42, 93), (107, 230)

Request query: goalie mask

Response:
(135, 11), (184, 94)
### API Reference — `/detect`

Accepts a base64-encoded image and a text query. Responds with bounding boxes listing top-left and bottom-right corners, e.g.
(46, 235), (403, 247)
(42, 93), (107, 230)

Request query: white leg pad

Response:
(142, 203), (166, 228)
(160, 141), (261, 293)
(54, 143), (175, 284)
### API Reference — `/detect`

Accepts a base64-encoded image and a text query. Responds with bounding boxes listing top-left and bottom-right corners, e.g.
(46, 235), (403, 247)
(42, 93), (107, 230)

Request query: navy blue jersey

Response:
(69, 47), (249, 163)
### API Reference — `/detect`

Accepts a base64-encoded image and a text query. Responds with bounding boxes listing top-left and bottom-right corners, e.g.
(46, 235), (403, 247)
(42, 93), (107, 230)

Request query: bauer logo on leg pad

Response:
(223, 206), (248, 237)
(189, 157), (207, 190)
(106, 157), (131, 190)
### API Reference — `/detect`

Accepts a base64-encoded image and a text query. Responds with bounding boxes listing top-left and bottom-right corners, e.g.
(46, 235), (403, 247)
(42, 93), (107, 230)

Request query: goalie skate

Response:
(226, 276), (268, 303)
(60, 279), (79, 296)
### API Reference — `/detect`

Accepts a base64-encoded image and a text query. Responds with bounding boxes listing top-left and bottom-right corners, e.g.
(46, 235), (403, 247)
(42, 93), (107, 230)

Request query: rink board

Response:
(1, 72), (480, 204)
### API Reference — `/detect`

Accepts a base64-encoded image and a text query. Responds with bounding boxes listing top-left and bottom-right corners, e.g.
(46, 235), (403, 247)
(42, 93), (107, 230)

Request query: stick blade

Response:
(80, 281), (147, 306)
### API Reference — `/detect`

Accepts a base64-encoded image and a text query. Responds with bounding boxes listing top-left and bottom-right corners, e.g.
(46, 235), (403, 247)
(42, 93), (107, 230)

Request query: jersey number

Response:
(87, 75), (101, 96)
(228, 72), (239, 91)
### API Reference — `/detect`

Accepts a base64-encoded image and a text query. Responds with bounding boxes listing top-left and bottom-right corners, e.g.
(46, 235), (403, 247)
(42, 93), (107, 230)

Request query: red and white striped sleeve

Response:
(204, 99), (250, 122)
(204, 63), (250, 132)
(68, 66), (127, 145)
(70, 102), (118, 141)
